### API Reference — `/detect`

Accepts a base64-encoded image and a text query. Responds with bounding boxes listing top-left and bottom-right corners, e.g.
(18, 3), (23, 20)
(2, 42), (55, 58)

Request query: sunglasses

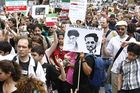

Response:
(117, 28), (125, 31)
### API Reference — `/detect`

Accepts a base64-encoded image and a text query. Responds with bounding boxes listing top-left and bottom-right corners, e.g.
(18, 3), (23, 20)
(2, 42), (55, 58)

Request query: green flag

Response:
(61, 0), (70, 2)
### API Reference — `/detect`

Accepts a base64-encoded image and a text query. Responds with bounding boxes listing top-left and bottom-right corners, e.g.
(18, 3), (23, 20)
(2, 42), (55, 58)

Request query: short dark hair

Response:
(67, 30), (79, 37)
(84, 33), (98, 42)
(17, 37), (32, 48)
(127, 23), (136, 33)
(8, 18), (17, 27)
(31, 45), (45, 56)
(33, 24), (42, 31)
(27, 23), (35, 32)
(57, 32), (64, 38)
(127, 43), (140, 55)
(0, 41), (12, 54)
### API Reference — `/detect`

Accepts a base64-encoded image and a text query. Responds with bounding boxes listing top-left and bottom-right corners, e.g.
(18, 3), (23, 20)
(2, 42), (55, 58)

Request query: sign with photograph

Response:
(32, 5), (49, 18)
(68, 0), (87, 24)
(5, 0), (27, 12)
(63, 24), (103, 55)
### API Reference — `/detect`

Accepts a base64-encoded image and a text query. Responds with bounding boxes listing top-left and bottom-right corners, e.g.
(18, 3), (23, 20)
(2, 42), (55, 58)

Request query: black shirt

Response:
(73, 55), (94, 93)
(0, 81), (4, 93)
(42, 63), (65, 93)
(19, 57), (30, 76)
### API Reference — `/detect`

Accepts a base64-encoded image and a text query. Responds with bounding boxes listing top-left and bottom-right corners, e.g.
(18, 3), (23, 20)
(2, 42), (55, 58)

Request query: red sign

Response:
(5, 6), (27, 11)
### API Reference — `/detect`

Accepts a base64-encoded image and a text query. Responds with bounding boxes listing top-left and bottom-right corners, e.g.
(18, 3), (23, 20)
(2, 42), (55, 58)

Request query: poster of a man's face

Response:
(35, 8), (45, 15)
(63, 25), (103, 55)
(67, 29), (79, 51)
(84, 33), (98, 54)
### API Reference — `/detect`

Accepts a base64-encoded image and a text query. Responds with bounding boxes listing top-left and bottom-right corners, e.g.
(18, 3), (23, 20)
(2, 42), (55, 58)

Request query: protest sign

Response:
(45, 13), (58, 26)
(59, 9), (69, 20)
(32, 5), (49, 19)
(68, 0), (87, 24)
(5, 0), (27, 13)
(63, 24), (103, 55)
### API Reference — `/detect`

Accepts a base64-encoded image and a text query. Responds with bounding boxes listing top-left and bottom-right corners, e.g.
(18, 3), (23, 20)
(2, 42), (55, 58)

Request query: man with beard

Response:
(108, 14), (116, 31)
(84, 33), (98, 54)
(102, 20), (136, 93)
(67, 29), (79, 51)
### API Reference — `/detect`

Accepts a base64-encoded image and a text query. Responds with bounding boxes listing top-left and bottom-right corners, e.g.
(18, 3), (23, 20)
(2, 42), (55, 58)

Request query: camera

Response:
(63, 58), (69, 67)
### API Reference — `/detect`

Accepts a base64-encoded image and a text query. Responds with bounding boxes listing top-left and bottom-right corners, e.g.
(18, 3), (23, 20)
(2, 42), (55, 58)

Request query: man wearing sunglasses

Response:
(102, 20), (136, 93)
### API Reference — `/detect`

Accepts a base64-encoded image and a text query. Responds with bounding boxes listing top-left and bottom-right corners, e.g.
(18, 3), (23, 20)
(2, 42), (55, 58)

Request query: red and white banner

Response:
(5, 0), (27, 12)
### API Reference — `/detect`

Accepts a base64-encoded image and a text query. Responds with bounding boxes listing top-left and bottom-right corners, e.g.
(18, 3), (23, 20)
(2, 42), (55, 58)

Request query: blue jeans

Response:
(103, 58), (112, 93)
(105, 84), (112, 93)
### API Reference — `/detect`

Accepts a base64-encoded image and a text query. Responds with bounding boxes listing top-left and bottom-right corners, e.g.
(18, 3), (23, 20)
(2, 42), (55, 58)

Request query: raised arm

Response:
(45, 30), (58, 57)
(102, 36), (112, 57)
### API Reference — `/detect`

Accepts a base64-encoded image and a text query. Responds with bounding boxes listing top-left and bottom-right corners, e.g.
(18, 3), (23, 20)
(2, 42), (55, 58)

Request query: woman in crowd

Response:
(0, 60), (21, 93)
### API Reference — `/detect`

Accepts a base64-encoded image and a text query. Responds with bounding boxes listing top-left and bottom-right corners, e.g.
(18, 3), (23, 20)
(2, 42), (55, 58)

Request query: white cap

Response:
(115, 21), (128, 26)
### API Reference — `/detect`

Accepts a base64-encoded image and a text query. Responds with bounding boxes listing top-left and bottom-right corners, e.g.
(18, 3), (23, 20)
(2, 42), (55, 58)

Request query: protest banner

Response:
(63, 24), (103, 55)
(5, 0), (27, 13)
(45, 13), (58, 26)
(59, 9), (69, 20)
(32, 5), (49, 19)
(68, 0), (87, 24)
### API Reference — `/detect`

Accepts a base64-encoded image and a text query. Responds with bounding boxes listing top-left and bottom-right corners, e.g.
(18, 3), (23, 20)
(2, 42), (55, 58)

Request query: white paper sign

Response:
(63, 24), (103, 55)
(68, 0), (87, 24)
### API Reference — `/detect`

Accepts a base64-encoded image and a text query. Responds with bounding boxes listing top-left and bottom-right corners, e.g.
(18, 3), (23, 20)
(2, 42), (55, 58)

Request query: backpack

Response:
(89, 55), (106, 87)
(12, 55), (38, 73)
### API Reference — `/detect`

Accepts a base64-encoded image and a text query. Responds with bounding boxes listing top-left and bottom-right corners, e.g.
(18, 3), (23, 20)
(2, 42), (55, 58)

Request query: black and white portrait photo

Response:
(35, 7), (45, 15)
(32, 5), (49, 18)
(84, 33), (98, 54)
(67, 29), (80, 51)
(63, 25), (103, 55)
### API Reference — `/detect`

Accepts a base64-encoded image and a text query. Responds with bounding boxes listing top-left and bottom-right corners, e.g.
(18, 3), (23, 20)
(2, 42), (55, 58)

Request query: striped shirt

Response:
(118, 57), (140, 90)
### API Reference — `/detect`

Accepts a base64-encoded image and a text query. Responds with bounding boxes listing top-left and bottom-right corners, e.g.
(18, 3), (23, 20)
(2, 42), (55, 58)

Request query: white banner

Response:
(5, 0), (27, 12)
(68, 0), (87, 24)
(63, 25), (103, 55)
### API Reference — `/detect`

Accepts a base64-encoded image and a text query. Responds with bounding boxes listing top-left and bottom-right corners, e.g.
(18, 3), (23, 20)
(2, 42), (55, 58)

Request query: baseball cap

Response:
(115, 21), (128, 26)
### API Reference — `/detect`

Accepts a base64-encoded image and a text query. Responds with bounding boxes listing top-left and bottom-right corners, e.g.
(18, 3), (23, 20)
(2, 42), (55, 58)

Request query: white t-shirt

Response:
(106, 35), (136, 73)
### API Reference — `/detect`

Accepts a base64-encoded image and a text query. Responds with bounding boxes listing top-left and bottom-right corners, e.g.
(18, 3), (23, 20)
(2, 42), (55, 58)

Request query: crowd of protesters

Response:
(0, 0), (140, 93)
